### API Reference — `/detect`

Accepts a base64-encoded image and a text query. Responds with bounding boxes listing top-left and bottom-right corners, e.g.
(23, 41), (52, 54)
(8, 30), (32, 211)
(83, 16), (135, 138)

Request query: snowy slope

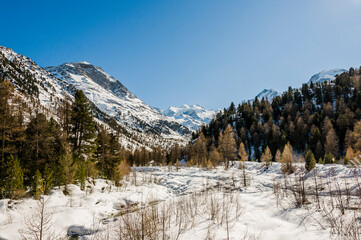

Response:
(255, 88), (280, 101)
(0, 46), (190, 149)
(160, 104), (217, 132)
(308, 69), (347, 84)
(0, 46), (73, 109)
(45, 62), (191, 142)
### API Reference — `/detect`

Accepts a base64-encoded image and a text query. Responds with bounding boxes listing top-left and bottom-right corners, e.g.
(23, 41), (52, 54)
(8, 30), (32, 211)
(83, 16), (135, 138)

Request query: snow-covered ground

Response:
(0, 162), (360, 240)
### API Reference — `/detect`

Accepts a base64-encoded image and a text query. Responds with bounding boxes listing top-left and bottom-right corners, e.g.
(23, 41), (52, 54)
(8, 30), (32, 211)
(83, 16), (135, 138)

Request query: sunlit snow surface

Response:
(0, 162), (359, 240)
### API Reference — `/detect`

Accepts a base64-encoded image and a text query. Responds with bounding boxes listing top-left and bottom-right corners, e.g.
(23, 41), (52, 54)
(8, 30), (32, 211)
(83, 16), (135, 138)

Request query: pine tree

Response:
(58, 95), (72, 138)
(33, 170), (43, 200)
(305, 150), (316, 171)
(324, 153), (335, 164)
(0, 81), (25, 179)
(95, 126), (111, 177)
(43, 165), (54, 195)
(76, 162), (86, 191)
(4, 155), (24, 199)
(0, 80), (14, 175)
(23, 113), (60, 180)
(58, 143), (74, 194)
(70, 90), (96, 159)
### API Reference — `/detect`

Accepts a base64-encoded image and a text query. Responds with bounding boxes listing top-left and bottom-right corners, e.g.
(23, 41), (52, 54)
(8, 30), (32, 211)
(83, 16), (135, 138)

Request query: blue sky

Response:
(1, 0), (361, 109)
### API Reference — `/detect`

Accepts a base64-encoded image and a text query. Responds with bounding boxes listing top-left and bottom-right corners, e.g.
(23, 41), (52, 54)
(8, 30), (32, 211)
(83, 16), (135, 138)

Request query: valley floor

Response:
(0, 162), (360, 240)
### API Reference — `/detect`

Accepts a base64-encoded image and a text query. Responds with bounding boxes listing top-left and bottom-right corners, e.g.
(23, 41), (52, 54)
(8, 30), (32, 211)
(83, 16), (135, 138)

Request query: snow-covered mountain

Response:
(255, 88), (280, 101)
(160, 104), (217, 132)
(308, 69), (347, 84)
(0, 46), (191, 149)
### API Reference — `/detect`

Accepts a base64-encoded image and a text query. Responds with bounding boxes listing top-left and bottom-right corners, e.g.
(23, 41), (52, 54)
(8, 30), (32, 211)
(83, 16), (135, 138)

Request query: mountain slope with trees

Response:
(186, 67), (361, 167)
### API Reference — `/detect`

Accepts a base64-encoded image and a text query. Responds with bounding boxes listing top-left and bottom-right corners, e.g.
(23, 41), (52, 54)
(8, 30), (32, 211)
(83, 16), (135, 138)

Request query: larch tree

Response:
(350, 120), (361, 153)
(208, 145), (221, 167)
(275, 149), (281, 162)
(238, 142), (248, 162)
(238, 141), (248, 186)
(281, 142), (295, 174)
(194, 132), (207, 166)
(324, 128), (339, 158)
(260, 146), (272, 168)
(219, 125), (237, 170)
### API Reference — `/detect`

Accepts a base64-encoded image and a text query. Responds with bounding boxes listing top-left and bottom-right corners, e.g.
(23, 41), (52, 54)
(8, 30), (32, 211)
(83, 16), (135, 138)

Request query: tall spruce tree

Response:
(70, 90), (96, 159)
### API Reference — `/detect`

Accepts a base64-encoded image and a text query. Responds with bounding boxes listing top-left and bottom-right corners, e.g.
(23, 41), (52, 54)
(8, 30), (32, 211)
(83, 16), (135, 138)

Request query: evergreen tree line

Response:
(0, 79), (172, 199)
(185, 67), (361, 168)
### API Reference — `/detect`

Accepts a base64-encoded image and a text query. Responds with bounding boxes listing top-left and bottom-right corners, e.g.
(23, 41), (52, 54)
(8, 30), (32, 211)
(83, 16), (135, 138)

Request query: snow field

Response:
(0, 162), (360, 239)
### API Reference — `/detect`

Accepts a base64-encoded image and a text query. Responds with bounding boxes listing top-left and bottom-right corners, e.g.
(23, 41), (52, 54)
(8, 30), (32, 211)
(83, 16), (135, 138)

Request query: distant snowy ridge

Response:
(308, 69), (347, 84)
(160, 104), (217, 132)
(255, 88), (280, 101)
(251, 69), (347, 103)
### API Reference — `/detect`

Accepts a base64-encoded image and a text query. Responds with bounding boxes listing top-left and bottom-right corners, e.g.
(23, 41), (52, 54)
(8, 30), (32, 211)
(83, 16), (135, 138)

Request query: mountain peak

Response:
(255, 88), (280, 101)
(75, 61), (91, 65)
(162, 105), (216, 132)
(308, 69), (347, 84)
